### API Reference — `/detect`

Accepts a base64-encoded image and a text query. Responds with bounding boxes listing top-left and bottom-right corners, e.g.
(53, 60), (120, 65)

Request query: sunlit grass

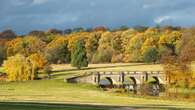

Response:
(1, 63), (195, 109)
(0, 79), (195, 110)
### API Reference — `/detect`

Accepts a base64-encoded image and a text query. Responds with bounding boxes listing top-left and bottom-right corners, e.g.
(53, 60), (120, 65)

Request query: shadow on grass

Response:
(131, 104), (195, 110)
(0, 102), (194, 110)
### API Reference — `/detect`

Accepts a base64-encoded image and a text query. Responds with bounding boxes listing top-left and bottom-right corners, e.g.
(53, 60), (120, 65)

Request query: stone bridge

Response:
(66, 71), (167, 88)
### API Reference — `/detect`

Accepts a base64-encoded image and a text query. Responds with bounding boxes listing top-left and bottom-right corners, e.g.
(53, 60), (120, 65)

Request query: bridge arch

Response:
(123, 77), (140, 92)
(147, 76), (166, 93)
(123, 77), (137, 85)
(99, 77), (115, 88)
(147, 76), (161, 85)
(151, 76), (165, 85)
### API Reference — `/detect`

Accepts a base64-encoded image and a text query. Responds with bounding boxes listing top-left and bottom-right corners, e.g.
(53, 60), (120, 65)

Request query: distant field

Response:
(52, 63), (163, 72)
(51, 63), (163, 79)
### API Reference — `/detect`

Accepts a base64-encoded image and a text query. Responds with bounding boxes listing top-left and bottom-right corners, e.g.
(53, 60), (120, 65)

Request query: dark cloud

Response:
(0, 0), (195, 34)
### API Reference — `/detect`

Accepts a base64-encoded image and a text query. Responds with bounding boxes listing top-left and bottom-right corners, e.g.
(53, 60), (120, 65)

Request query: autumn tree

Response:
(161, 29), (194, 88)
(28, 31), (55, 44)
(71, 40), (88, 69)
(159, 31), (182, 55)
(47, 29), (63, 35)
(85, 32), (101, 62)
(64, 29), (72, 35)
(3, 53), (47, 81)
(143, 47), (159, 63)
(6, 36), (46, 57)
(67, 32), (88, 52)
(0, 46), (6, 65)
(92, 26), (107, 32)
(127, 33), (145, 62)
(110, 31), (123, 62)
(45, 36), (70, 64)
(0, 29), (16, 39)
(92, 31), (114, 63)
(3, 54), (35, 81)
(120, 29), (137, 62)
(28, 53), (48, 78)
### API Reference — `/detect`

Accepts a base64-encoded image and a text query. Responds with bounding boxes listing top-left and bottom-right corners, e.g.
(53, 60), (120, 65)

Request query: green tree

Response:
(143, 47), (159, 63)
(0, 46), (6, 65)
(71, 40), (88, 69)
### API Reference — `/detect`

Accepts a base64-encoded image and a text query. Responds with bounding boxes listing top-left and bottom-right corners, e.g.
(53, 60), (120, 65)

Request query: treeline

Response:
(1, 26), (195, 84)
(0, 26), (188, 65)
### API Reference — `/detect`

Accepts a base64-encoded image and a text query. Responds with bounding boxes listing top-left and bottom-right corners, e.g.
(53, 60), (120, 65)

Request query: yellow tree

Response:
(28, 53), (48, 78)
(45, 36), (70, 63)
(3, 54), (34, 81)
(85, 32), (102, 62)
(127, 33), (145, 62)
(159, 31), (182, 55)
(6, 36), (46, 57)
(120, 29), (137, 62)
(92, 31), (114, 63)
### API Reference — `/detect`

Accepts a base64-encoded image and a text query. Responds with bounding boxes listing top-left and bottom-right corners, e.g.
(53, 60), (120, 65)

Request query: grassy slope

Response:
(0, 63), (195, 110)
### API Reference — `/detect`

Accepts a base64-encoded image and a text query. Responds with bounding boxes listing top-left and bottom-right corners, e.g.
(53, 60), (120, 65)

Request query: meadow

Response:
(0, 63), (195, 110)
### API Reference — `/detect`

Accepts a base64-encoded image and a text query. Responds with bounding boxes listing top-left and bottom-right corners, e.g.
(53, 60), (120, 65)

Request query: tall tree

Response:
(71, 40), (88, 69)
(143, 47), (159, 63)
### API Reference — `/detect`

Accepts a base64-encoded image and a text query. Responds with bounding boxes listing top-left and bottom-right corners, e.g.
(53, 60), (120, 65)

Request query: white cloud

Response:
(154, 16), (171, 24)
(32, 0), (49, 5)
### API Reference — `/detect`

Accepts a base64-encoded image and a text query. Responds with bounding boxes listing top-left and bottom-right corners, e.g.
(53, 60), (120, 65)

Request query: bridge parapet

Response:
(67, 71), (166, 85)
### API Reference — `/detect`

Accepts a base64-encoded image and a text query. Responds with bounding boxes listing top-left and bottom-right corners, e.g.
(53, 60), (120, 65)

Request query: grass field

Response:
(1, 79), (195, 110)
(0, 63), (195, 110)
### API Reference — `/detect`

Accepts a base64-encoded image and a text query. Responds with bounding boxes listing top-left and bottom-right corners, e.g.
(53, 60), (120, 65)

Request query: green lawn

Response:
(0, 79), (195, 110)
(0, 63), (195, 110)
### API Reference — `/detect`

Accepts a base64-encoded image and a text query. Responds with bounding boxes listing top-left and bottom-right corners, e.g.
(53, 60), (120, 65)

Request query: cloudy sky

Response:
(0, 0), (195, 34)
